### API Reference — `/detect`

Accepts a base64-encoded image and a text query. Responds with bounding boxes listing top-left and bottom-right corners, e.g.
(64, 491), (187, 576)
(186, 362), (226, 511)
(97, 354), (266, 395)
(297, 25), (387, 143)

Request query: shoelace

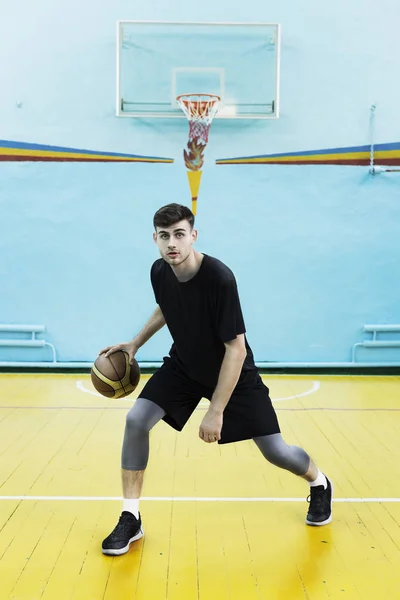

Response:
(114, 514), (136, 535)
(307, 486), (327, 514)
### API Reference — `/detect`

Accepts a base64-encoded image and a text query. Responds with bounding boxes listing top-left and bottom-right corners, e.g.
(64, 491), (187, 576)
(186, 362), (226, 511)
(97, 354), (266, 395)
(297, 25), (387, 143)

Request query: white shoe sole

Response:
(102, 528), (144, 556)
(306, 514), (332, 527)
(305, 479), (333, 527)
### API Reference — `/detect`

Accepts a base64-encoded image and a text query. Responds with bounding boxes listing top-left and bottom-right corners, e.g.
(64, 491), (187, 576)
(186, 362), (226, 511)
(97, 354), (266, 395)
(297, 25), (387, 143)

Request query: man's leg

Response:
(121, 397), (166, 502)
(253, 433), (333, 526)
(102, 398), (166, 555)
(121, 469), (144, 503)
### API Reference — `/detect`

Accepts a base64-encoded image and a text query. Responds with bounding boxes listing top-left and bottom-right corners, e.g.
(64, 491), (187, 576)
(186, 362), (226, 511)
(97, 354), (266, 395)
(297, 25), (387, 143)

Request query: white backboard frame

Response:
(116, 20), (281, 120)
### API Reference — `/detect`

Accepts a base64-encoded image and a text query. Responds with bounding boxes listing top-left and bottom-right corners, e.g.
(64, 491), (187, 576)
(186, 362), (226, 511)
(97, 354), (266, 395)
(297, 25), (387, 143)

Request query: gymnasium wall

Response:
(1, 0), (399, 365)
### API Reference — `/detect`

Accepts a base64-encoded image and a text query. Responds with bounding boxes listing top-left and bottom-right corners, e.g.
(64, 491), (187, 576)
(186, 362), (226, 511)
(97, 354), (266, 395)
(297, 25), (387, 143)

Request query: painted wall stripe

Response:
(0, 139), (173, 163)
(216, 141), (400, 166)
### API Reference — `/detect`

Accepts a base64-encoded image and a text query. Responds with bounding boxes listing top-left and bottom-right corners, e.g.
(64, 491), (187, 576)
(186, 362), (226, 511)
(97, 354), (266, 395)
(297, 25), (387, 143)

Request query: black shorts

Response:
(140, 357), (280, 444)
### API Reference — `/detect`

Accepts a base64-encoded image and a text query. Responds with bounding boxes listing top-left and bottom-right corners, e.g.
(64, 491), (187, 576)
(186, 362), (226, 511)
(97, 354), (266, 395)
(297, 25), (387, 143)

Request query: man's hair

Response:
(153, 203), (195, 230)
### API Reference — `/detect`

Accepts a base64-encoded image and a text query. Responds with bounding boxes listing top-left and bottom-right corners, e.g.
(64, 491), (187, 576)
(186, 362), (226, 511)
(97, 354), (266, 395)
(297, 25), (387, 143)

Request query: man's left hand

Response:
(199, 409), (223, 443)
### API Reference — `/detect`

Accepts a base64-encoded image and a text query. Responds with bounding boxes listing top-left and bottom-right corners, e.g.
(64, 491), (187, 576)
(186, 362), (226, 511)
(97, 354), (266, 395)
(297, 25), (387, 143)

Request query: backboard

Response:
(116, 21), (281, 120)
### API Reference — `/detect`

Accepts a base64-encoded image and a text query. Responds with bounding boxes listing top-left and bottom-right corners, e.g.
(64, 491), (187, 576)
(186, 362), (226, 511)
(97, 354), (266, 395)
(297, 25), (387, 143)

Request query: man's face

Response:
(153, 220), (197, 266)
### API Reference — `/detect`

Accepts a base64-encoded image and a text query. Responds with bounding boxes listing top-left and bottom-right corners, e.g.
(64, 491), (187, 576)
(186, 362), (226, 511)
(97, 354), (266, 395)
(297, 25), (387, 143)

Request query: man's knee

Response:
(124, 397), (165, 438)
(125, 409), (150, 438)
(263, 439), (292, 467)
(254, 434), (309, 476)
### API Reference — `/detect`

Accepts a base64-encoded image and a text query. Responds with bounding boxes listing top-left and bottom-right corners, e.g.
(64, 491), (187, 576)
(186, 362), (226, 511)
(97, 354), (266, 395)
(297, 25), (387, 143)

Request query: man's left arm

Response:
(199, 334), (247, 443)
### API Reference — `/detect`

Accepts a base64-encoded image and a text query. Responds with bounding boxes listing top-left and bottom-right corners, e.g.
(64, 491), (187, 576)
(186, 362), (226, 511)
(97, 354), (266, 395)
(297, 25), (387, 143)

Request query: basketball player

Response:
(100, 203), (333, 555)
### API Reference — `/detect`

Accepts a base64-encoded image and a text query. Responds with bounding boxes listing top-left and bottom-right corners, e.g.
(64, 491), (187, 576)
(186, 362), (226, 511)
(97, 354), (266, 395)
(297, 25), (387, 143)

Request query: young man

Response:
(100, 203), (332, 556)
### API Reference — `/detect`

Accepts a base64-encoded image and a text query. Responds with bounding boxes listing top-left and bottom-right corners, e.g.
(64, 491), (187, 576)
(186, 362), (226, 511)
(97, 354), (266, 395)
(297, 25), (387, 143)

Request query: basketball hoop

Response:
(177, 93), (220, 216)
(176, 93), (220, 144)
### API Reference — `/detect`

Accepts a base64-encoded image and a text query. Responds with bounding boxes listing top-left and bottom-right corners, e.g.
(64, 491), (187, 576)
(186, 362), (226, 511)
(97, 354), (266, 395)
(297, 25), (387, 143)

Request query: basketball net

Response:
(177, 93), (220, 214)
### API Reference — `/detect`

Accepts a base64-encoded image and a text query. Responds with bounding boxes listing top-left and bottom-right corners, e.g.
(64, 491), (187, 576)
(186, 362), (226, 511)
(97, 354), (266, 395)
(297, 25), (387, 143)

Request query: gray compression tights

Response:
(122, 397), (310, 476)
(121, 398), (166, 470)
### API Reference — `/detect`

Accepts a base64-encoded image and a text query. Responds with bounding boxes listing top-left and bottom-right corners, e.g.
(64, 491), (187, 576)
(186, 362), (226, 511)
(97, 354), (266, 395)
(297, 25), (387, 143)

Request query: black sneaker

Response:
(306, 476), (333, 526)
(102, 511), (144, 555)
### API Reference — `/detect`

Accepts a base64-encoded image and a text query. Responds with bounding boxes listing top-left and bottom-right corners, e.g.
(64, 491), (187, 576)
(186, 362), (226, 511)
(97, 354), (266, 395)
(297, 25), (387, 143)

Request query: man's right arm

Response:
(100, 305), (166, 363)
(132, 305), (166, 350)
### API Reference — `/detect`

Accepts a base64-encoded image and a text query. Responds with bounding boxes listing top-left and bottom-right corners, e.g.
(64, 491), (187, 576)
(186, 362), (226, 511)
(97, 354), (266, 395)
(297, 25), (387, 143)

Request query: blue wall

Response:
(1, 0), (400, 364)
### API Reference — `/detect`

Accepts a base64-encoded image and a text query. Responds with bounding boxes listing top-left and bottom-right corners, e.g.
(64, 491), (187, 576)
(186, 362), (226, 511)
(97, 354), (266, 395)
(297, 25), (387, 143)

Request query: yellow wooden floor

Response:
(0, 373), (399, 599)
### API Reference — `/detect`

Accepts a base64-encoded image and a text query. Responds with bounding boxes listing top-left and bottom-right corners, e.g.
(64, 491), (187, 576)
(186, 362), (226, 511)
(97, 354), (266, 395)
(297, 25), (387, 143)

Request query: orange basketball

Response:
(91, 350), (140, 398)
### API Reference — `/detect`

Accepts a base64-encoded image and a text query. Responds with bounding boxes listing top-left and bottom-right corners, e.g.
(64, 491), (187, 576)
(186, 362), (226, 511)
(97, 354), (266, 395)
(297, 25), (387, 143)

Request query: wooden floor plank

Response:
(0, 502), (55, 599)
(40, 502), (106, 600)
(196, 502), (230, 600)
(167, 502), (198, 600)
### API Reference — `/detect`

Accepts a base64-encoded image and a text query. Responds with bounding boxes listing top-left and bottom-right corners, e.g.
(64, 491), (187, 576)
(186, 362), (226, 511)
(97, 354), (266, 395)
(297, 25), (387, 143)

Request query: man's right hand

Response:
(99, 340), (138, 366)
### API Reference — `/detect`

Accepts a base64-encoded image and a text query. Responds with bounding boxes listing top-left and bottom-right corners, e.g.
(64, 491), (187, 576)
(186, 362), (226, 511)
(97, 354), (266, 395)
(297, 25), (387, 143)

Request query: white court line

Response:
(76, 380), (108, 399)
(0, 495), (399, 503)
(76, 380), (320, 404)
(272, 380), (320, 402)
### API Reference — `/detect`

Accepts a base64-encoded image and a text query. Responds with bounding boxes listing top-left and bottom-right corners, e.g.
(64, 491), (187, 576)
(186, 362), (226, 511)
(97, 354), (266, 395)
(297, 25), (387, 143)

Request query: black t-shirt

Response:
(150, 254), (257, 388)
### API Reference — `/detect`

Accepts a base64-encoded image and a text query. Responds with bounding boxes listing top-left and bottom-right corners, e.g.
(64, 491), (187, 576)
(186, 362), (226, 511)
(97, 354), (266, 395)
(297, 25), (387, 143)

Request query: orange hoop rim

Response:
(176, 93), (221, 101)
(176, 93), (221, 117)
